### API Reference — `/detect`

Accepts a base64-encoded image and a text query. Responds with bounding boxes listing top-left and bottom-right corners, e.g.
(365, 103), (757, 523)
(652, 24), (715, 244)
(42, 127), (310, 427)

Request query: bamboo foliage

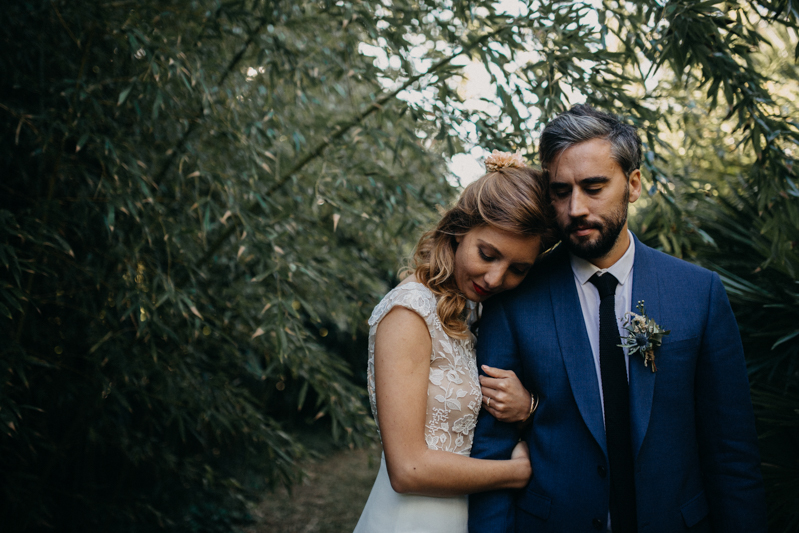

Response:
(2, 0), (799, 531)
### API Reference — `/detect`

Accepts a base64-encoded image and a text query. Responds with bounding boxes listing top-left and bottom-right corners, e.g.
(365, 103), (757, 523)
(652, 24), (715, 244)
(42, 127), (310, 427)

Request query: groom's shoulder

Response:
(637, 240), (716, 285)
(492, 244), (565, 307)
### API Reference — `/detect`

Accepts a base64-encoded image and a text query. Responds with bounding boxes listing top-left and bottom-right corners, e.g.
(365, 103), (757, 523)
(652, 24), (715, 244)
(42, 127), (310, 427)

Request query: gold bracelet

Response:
(522, 393), (538, 422)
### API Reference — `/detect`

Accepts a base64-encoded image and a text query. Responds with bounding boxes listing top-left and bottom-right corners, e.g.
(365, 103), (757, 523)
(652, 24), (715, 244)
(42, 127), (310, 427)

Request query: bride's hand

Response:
(511, 440), (529, 462)
(510, 440), (532, 487)
(480, 365), (535, 423)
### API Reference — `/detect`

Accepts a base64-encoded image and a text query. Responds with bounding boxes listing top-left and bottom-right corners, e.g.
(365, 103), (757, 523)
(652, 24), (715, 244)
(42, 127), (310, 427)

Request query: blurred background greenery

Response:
(1, 0), (797, 531)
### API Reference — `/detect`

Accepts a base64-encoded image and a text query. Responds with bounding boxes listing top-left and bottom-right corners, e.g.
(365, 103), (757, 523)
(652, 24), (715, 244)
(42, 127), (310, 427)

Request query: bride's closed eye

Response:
(478, 249), (494, 262)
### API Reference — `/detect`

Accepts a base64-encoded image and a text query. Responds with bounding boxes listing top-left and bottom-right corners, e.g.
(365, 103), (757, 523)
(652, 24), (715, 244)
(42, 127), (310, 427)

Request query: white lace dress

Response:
(353, 282), (481, 533)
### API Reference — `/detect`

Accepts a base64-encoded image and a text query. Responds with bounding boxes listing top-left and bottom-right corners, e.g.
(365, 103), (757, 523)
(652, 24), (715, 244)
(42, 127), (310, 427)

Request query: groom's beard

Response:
(559, 185), (629, 261)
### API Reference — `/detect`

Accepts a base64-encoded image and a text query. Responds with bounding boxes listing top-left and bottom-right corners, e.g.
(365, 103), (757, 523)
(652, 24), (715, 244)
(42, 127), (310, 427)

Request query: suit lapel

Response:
(549, 248), (607, 456)
(629, 236), (659, 460)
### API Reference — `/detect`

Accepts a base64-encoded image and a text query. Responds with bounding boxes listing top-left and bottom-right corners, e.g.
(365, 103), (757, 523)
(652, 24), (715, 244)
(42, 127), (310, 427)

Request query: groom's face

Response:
(548, 138), (641, 265)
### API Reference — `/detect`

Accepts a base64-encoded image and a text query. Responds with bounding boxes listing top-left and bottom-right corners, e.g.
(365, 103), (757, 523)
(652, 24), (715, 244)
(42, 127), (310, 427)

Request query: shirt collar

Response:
(570, 229), (636, 287)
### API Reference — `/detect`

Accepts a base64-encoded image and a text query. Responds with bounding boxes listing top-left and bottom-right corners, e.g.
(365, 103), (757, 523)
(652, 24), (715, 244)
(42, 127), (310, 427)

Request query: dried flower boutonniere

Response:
(620, 300), (670, 372)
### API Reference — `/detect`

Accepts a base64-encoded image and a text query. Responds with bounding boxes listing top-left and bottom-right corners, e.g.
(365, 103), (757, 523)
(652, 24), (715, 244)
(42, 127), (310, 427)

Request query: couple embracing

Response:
(353, 105), (767, 532)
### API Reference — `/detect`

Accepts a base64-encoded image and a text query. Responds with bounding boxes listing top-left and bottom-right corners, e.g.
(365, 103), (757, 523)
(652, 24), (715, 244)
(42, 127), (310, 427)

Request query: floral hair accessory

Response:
(619, 300), (670, 372)
(484, 150), (526, 172)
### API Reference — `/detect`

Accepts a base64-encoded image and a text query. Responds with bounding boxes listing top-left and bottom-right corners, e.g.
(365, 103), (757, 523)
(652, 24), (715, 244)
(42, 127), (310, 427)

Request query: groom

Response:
(468, 105), (767, 532)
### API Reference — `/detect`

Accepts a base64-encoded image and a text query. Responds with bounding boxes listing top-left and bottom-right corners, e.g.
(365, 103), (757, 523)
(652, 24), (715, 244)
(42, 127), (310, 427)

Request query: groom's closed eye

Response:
(580, 176), (609, 192)
(549, 184), (571, 198)
(551, 178), (610, 199)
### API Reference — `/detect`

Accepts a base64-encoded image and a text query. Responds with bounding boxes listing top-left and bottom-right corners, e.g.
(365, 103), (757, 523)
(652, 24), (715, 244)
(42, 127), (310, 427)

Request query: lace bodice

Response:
(366, 282), (482, 456)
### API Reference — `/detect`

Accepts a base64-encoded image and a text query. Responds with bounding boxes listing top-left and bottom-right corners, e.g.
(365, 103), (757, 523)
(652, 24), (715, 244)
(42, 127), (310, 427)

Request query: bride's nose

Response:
(483, 265), (506, 289)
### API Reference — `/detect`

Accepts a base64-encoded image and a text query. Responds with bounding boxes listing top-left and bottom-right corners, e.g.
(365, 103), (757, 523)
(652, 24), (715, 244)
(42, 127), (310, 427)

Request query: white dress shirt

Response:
(569, 230), (636, 421)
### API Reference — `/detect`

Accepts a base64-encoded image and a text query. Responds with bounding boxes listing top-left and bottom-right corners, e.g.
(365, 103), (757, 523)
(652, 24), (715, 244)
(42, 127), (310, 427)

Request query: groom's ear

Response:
(628, 169), (642, 203)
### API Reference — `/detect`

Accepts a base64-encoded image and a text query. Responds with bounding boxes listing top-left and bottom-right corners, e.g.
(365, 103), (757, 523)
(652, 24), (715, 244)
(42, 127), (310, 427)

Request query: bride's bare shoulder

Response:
(396, 272), (420, 287)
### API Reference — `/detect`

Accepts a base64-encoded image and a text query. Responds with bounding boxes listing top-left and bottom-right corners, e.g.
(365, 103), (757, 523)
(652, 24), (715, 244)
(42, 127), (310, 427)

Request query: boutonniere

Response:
(619, 300), (670, 372)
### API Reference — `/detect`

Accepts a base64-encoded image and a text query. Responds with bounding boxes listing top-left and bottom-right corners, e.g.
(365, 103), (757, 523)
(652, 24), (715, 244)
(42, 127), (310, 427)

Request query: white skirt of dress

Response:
(353, 453), (468, 533)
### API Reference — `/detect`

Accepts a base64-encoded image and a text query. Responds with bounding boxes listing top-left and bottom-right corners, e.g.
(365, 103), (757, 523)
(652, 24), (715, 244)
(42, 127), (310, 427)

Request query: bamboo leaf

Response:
(118, 85), (133, 106)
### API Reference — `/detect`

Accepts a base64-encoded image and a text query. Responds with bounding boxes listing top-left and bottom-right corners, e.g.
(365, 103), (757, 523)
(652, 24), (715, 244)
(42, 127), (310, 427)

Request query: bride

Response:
(354, 151), (554, 532)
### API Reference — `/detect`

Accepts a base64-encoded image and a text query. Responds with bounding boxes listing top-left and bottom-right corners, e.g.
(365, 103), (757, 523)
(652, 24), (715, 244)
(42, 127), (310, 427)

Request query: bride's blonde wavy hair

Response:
(405, 151), (555, 338)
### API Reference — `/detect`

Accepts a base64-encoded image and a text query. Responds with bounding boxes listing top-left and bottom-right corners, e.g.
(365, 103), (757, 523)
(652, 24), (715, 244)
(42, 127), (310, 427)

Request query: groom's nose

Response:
(568, 190), (590, 218)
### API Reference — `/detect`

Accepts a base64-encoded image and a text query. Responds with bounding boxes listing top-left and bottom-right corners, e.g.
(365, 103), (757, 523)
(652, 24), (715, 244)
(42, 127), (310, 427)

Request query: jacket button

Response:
(593, 518), (603, 530)
(597, 465), (607, 478)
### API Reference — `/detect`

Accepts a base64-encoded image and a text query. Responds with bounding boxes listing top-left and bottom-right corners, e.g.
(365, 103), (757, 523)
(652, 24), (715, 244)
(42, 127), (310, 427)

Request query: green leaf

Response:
(772, 330), (799, 350)
(1, 289), (23, 312)
(76, 133), (89, 152)
(89, 331), (114, 354)
(151, 90), (163, 120)
(117, 85), (133, 106)
(297, 381), (309, 411)
(106, 204), (115, 231)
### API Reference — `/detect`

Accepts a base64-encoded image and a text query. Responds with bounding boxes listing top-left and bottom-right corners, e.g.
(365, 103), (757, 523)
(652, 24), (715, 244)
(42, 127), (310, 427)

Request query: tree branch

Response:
(190, 24), (515, 273)
(152, 18), (269, 184)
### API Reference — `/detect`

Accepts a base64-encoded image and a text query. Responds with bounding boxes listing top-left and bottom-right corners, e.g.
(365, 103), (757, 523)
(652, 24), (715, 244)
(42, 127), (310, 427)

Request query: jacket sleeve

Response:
(695, 272), (767, 532)
(468, 297), (524, 533)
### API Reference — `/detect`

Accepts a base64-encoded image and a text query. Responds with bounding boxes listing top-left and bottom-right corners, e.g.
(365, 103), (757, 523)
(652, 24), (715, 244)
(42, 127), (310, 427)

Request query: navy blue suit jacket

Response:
(468, 236), (766, 532)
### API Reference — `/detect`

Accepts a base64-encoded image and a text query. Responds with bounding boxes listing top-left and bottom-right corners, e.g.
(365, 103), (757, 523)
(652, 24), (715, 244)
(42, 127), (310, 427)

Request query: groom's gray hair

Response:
(538, 104), (642, 178)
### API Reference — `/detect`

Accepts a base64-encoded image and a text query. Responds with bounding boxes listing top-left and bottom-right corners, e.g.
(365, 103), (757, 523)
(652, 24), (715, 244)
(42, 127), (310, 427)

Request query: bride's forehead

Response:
(468, 227), (539, 259)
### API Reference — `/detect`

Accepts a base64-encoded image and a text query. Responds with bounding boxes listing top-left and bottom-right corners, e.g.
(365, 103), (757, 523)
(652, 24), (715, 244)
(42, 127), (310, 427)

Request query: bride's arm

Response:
(374, 306), (531, 496)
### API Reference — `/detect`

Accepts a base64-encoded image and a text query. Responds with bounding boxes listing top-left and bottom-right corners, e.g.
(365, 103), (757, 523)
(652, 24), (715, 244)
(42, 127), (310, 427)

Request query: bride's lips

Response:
(472, 282), (491, 298)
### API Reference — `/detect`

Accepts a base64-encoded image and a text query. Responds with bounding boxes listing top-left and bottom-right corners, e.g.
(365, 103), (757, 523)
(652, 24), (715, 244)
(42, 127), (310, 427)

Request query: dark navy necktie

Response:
(589, 273), (637, 533)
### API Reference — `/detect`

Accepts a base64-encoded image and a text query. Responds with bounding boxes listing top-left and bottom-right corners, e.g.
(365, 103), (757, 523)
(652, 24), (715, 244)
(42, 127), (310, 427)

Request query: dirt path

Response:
(245, 444), (381, 533)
